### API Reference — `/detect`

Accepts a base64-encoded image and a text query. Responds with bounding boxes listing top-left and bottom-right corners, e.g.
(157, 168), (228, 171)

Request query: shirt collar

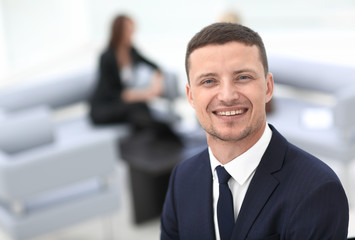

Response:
(209, 125), (272, 185)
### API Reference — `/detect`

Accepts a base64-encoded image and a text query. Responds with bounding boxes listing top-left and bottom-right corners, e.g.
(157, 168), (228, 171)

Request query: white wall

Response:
(0, 0), (7, 76)
(1, 0), (355, 88)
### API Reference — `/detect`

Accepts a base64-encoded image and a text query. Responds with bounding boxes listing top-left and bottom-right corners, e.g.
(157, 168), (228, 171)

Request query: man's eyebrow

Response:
(197, 73), (217, 78)
(196, 72), (218, 80)
(232, 69), (258, 75)
(194, 69), (258, 82)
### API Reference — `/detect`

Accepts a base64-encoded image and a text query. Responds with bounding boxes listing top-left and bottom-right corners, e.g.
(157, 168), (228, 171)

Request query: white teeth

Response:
(216, 110), (244, 116)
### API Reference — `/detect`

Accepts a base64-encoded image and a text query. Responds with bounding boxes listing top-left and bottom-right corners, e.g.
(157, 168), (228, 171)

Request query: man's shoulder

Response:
(285, 142), (341, 183)
(178, 148), (209, 168)
(268, 125), (341, 184)
(173, 148), (210, 178)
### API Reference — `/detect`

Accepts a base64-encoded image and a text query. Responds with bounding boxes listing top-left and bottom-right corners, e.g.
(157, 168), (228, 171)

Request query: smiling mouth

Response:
(214, 109), (247, 116)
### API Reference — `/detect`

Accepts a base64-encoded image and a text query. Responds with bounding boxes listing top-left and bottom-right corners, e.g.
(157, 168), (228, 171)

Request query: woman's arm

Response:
(121, 70), (163, 102)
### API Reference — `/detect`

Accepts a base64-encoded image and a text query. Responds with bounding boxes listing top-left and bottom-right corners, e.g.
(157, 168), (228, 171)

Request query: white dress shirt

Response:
(209, 125), (272, 240)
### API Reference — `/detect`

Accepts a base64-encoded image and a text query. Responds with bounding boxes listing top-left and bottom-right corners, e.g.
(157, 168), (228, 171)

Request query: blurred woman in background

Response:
(89, 14), (165, 131)
(89, 14), (182, 148)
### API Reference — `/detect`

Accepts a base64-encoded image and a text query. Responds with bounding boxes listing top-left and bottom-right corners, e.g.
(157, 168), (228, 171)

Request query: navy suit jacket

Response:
(161, 125), (349, 240)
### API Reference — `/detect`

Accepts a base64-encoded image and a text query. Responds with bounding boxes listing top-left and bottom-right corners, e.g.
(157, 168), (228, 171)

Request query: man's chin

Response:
(207, 131), (246, 143)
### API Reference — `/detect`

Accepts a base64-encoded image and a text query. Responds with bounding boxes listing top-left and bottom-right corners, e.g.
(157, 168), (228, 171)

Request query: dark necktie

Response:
(216, 165), (234, 240)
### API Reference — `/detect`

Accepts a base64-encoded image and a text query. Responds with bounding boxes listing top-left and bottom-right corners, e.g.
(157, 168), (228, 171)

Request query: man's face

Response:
(186, 41), (273, 145)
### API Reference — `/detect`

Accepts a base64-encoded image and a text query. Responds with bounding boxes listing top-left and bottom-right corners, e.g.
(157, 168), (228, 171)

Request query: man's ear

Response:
(186, 83), (195, 108)
(265, 73), (274, 103)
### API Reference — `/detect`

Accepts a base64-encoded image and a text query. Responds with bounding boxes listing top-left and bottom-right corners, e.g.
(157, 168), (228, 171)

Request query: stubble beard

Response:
(205, 122), (252, 143)
(203, 114), (265, 144)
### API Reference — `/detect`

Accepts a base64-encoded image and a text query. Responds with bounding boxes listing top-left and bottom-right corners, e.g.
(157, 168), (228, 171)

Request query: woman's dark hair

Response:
(185, 22), (268, 81)
(108, 14), (131, 49)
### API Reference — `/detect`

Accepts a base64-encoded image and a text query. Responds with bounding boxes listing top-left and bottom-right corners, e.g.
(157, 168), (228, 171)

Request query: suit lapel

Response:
(232, 125), (287, 239)
(189, 149), (216, 240)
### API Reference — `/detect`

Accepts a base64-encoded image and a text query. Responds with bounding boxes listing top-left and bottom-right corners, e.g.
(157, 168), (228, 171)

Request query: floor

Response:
(0, 155), (354, 240)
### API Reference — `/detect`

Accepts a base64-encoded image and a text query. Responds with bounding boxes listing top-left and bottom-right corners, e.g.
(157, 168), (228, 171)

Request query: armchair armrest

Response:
(333, 85), (355, 140)
(0, 106), (54, 154)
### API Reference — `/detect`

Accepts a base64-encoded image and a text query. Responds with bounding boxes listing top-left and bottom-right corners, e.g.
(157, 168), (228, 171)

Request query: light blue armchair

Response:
(0, 65), (180, 239)
(0, 68), (124, 239)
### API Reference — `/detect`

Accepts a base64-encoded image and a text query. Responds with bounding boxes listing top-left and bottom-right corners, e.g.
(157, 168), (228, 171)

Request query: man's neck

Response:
(207, 124), (267, 165)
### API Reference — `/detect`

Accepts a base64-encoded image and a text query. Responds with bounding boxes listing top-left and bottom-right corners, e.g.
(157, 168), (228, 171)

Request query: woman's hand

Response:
(121, 70), (163, 102)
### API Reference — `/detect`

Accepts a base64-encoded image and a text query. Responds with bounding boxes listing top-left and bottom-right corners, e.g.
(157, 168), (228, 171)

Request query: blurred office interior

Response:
(0, 0), (355, 239)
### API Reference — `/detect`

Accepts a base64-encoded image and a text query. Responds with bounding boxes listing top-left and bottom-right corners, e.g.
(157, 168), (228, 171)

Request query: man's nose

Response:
(217, 81), (239, 103)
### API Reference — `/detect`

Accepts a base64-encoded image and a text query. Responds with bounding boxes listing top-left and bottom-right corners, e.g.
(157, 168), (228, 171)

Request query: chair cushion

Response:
(0, 106), (54, 154)
(0, 182), (119, 240)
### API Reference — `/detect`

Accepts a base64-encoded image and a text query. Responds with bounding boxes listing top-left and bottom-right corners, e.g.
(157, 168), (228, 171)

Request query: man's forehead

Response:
(189, 42), (259, 65)
(187, 42), (263, 74)
(189, 42), (258, 63)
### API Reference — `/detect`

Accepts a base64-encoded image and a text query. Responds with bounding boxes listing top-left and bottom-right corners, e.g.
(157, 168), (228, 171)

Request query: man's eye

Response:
(239, 75), (250, 80)
(203, 79), (214, 84)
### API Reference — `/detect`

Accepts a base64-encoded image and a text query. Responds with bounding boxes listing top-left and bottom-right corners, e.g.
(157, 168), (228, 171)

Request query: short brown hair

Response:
(185, 22), (268, 81)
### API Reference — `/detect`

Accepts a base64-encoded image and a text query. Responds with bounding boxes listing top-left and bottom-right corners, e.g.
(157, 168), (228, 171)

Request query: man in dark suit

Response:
(160, 22), (349, 239)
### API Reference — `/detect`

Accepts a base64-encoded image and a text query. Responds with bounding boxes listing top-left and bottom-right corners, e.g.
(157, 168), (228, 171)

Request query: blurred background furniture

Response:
(0, 105), (121, 240)
(119, 128), (206, 224)
(267, 54), (355, 206)
(0, 65), (180, 239)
